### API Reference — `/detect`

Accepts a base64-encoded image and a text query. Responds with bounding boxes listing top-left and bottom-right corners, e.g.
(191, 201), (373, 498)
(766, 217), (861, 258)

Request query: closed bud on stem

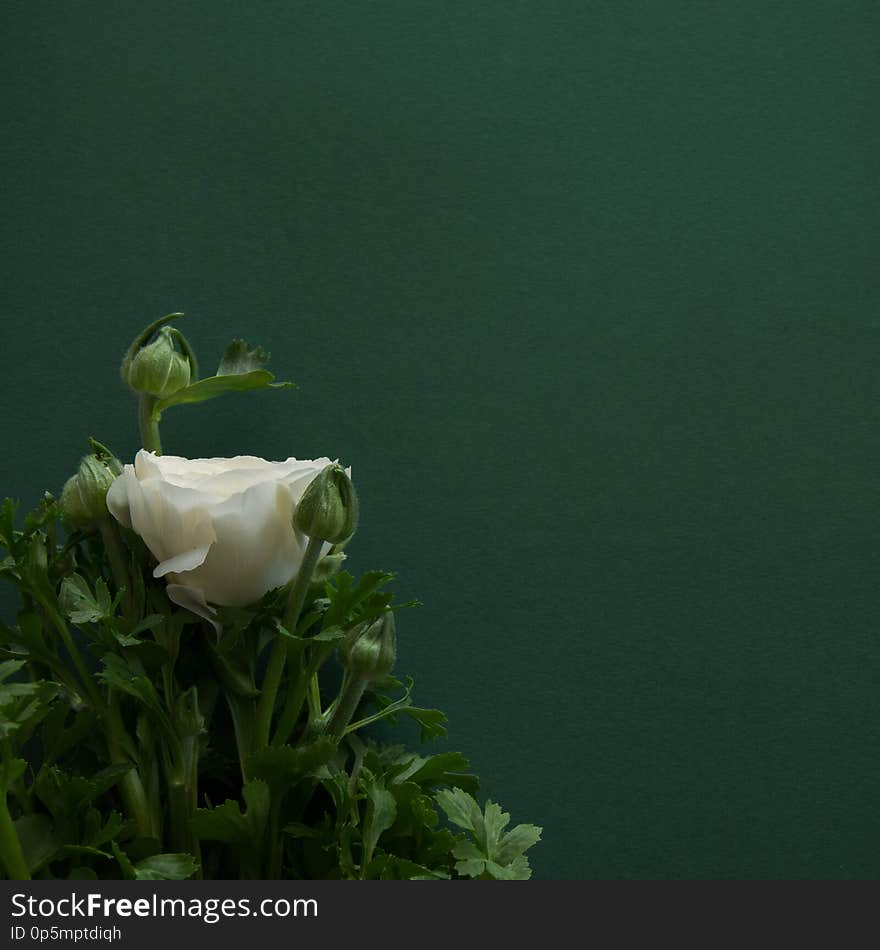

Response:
(339, 611), (397, 683)
(60, 448), (122, 531)
(293, 464), (358, 544)
(123, 325), (192, 398)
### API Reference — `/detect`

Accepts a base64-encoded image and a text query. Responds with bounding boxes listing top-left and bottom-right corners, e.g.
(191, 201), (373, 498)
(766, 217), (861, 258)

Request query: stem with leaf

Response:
(254, 535), (324, 748)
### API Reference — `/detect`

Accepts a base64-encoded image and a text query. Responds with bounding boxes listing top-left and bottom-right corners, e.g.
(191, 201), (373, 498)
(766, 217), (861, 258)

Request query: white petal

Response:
(153, 542), (213, 578)
(106, 468), (134, 529)
(175, 480), (301, 606)
(165, 583), (221, 637)
(128, 479), (218, 565)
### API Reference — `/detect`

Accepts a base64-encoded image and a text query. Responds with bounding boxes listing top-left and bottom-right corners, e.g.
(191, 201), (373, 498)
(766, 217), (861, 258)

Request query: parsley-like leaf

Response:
(436, 788), (542, 880)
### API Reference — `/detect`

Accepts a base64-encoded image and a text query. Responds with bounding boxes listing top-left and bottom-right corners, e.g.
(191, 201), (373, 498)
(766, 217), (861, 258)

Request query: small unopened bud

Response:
(124, 326), (191, 398)
(60, 452), (122, 531)
(339, 611), (397, 682)
(294, 464), (358, 544)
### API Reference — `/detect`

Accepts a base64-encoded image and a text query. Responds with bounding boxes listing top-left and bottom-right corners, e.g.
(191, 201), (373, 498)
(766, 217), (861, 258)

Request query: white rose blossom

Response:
(106, 450), (349, 624)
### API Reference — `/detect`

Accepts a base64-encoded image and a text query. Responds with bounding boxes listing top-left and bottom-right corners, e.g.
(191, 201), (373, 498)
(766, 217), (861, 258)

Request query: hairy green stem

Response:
(271, 642), (335, 746)
(138, 395), (162, 455)
(323, 673), (368, 740)
(0, 794), (29, 880)
(255, 536), (324, 748)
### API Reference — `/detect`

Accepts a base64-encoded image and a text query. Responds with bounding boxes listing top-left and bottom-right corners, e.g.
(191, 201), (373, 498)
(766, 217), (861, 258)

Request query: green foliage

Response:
(152, 338), (294, 418)
(436, 788), (542, 880)
(0, 320), (541, 880)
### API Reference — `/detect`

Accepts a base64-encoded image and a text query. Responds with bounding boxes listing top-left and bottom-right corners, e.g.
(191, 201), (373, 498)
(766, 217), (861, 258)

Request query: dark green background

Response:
(2, 2), (878, 878)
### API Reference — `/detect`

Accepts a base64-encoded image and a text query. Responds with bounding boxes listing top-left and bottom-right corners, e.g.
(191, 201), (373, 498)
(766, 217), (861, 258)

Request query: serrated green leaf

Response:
(481, 800), (511, 852)
(454, 858), (488, 877)
(246, 738), (336, 792)
(390, 751), (477, 794)
(216, 339), (270, 375)
(191, 798), (249, 845)
(134, 853), (198, 880)
(191, 780), (269, 846)
(439, 790), (541, 880)
(400, 706), (448, 742)
(496, 824), (543, 866)
(59, 575), (106, 624)
(435, 787), (483, 835)
(486, 855), (533, 880)
(362, 779), (396, 869)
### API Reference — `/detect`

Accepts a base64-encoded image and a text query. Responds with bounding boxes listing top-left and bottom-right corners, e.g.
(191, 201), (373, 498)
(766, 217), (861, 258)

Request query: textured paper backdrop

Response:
(2, 2), (878, 878)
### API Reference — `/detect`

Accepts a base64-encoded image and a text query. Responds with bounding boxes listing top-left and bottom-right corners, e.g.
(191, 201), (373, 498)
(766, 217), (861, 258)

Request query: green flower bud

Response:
(124, 326), (192, 398)
(60, 452), (122, 531)
(293, 464), (358, 543)
(339, 611), (397, 682)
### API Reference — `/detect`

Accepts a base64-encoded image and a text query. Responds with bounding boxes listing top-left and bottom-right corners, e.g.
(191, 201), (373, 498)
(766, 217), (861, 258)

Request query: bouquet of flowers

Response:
(0, 315), (541, 880)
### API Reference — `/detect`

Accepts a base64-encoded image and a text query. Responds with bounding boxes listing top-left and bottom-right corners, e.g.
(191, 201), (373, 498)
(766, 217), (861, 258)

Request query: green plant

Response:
(0, 315), (541, 880)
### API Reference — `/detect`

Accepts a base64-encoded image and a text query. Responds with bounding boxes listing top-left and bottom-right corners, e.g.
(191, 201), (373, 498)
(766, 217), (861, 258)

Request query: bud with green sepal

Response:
(125, 326), (192, 399)
(256, 465), (357, 749)
(120, 313), (198, 454)
(60, 447), (122, 532)
(293, 464), (358, 545)
(120, 314), (197, 398)
(325, 610), (397, 740)
(338, 611), (397, 682)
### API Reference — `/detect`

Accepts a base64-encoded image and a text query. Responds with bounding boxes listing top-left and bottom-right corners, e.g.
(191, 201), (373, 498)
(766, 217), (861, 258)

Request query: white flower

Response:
(106, 450), (347, 623)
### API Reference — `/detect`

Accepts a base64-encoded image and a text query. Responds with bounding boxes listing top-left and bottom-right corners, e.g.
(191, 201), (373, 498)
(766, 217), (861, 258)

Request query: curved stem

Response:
(138, 395), (162, 455)
(254, 536), (324, 749)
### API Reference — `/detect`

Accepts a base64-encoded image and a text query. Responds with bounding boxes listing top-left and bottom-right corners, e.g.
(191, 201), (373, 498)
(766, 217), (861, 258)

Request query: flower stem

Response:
(138, 395), (162, 455)
(271, 641), (335, 746)
(255, 535), (324, 749)
(98, 519), (131, 617)
(323, 673), (368, 740)
(0, 793), (29, 880)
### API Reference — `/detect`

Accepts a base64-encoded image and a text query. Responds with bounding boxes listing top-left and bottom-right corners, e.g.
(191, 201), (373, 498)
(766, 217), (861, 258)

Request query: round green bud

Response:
(60, 453), (121, 531)
(339, 611), (397, 682)
(124, 326), (191, 398)
(294, 464), (359, 544)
